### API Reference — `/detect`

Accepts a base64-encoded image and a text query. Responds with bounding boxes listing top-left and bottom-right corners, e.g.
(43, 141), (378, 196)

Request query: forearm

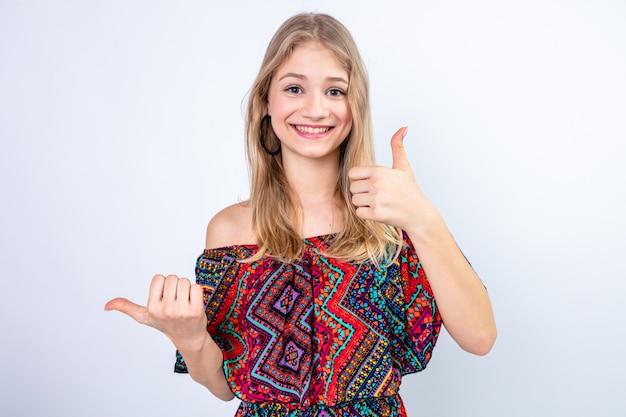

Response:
(405, 211), (497, 355)
(177, 334), (235, 401)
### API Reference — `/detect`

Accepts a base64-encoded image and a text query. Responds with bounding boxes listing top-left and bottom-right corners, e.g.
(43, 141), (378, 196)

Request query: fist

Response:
(105, 274), (208, 351)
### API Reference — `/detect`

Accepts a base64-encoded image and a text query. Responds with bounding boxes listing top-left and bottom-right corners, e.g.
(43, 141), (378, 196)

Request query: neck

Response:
(281, 153), (343, 237)
(283, 154), (341, 207)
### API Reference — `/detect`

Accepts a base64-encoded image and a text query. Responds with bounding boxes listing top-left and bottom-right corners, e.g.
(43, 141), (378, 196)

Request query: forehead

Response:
(273, 41), (348, 80)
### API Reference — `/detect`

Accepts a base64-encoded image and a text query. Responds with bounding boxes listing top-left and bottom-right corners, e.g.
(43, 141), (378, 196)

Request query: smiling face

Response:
(267, 41), (353, 164)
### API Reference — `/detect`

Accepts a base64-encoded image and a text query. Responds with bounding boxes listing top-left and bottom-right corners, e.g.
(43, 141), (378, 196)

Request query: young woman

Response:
(105, 12), (496, 417)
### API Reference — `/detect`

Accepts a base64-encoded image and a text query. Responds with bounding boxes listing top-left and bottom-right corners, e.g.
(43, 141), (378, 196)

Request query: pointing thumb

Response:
(105, 297), (149, 326)
(391, 126), (410, 171)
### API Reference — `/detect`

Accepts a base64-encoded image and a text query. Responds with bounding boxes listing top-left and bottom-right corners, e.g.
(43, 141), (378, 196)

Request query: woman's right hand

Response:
(106, 274), (234, 400)
(104, 274), (209, 353)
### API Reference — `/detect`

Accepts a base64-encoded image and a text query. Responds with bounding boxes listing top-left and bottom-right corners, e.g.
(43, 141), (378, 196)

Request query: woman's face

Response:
(267, 41), (352, 163)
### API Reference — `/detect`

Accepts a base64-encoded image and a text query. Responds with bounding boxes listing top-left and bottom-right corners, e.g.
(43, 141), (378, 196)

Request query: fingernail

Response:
(402, 126), (409, 138)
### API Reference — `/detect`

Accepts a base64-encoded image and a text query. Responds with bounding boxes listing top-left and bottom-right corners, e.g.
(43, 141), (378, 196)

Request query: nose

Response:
(302, 92), (329, 120)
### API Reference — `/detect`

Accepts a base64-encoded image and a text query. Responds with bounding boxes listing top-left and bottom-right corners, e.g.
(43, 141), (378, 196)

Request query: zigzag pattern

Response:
(175, 234), (441, 416)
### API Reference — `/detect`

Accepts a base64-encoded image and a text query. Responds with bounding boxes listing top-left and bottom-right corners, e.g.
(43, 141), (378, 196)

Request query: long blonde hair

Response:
(246, 13), (402, 265)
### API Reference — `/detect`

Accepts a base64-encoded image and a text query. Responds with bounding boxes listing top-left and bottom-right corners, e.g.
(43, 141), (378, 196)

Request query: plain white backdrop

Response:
(1, 1), (625, 416)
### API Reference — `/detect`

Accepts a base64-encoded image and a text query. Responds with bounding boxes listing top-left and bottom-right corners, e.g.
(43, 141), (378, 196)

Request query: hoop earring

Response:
(260, 115), (281, 156)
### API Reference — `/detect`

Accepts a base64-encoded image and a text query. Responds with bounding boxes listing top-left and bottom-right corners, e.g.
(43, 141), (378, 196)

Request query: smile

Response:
(294, 125), (331, 134)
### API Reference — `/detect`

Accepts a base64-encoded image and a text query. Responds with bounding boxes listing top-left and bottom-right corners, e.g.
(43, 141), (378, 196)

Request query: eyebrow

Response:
(278, 72), (348, 85)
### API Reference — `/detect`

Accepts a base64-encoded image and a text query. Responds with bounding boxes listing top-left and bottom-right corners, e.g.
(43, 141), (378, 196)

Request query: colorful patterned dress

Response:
(175, 234), (442, 416)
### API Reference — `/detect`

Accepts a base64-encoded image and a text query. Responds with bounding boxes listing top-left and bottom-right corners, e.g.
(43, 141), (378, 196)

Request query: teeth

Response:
(295, 125), (330, 134)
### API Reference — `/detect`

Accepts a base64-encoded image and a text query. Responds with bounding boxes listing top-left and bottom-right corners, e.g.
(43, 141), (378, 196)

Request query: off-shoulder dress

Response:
(175, 234), (442, 416)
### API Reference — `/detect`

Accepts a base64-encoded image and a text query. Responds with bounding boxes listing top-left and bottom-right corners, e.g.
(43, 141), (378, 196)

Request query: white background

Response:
(1, 1), (625, 416)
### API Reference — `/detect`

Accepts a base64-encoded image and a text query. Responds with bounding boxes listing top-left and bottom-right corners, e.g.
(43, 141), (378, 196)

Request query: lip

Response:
(291, 124), (334, 139)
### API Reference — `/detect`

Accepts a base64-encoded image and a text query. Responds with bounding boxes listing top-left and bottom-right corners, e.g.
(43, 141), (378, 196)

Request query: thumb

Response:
(104, 297), (149, 325)
(391, 126), (411, 171)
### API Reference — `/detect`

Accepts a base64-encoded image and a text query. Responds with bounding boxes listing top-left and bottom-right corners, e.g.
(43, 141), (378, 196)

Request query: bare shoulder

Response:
(205, 201), (255, 249)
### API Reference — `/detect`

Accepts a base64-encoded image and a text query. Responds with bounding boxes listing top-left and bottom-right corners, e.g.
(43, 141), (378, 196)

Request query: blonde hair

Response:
(245, 12), (402, 264)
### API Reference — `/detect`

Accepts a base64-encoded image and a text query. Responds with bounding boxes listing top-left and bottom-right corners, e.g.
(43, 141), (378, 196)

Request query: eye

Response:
(327, 88), (346, 97)
(286, 86), (302, 94)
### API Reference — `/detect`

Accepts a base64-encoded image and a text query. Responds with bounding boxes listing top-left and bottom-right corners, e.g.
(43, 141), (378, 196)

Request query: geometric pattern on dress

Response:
(174, 233), (442, 417)
(274, 284), (300, 316)
(235, 393), (407, 416)
(245, 262), (314, 400)
(278, 337), (305, 371)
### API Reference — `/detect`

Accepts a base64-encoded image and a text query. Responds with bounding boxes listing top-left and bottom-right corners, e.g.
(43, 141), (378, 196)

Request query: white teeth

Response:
(295, 125), (330, 134)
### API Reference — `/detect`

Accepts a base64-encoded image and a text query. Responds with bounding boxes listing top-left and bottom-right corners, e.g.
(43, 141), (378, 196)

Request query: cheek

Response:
(267, 96), (288, 119)
(342, 105), (353, 126)
(266, 88), (279, 116)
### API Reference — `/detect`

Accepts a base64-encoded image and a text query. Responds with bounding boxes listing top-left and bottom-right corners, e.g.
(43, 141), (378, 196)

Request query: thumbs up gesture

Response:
(105, 274), (209, 352)
(348, 127), (438, 232)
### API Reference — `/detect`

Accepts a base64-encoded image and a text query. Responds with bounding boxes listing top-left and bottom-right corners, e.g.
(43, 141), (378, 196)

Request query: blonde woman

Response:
(106, 12), (496, 417)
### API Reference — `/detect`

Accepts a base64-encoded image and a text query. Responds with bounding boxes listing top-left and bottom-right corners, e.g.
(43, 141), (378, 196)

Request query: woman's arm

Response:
(104, 273), (235, 400)
(105, 205), (256, 399)
(349, 127), (497, 355)
(404, 211), (496, 355)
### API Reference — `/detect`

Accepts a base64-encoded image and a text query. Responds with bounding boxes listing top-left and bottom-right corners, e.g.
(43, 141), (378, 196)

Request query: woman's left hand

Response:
(351, 127), (497, 355)
(348, 126), (438, 232)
